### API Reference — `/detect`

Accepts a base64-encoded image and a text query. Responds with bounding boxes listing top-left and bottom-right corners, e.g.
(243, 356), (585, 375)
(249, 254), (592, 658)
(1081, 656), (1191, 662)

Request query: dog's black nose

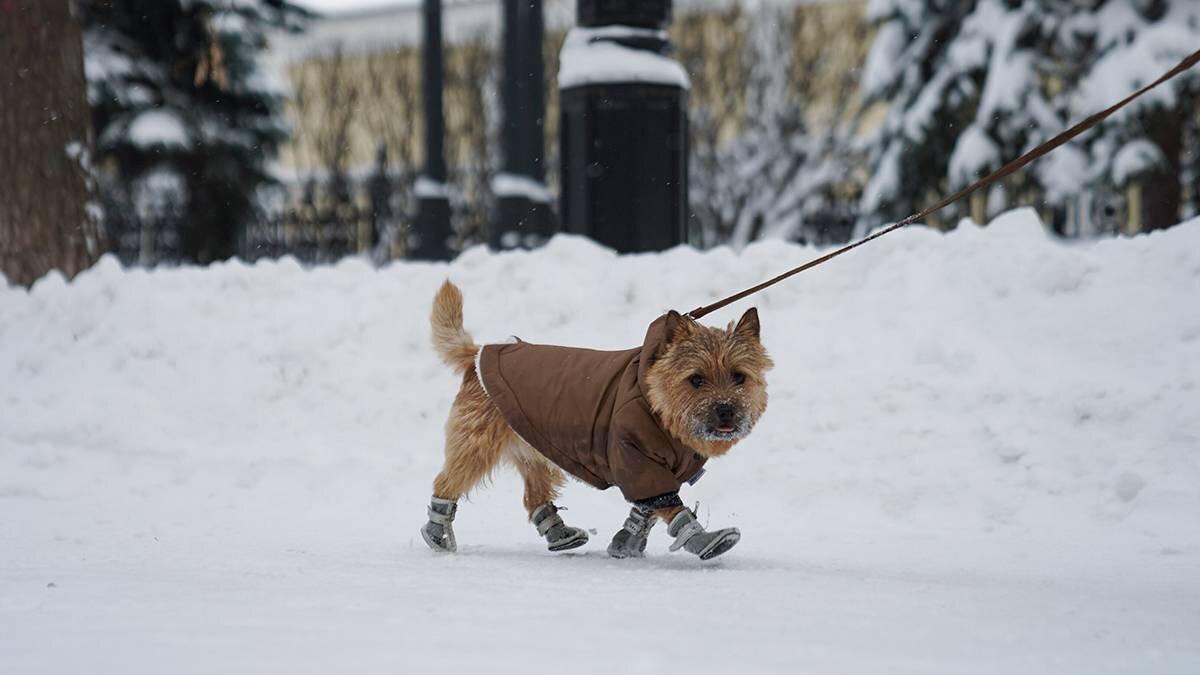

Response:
(715, 403), (735, 424)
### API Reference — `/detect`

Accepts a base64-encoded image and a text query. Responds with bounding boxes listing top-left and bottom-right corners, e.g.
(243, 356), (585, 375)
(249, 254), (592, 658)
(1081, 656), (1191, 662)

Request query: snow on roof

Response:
(292, 0), (416, 13)
(558, 25), (690, 90)
(491, 172), (553, 203)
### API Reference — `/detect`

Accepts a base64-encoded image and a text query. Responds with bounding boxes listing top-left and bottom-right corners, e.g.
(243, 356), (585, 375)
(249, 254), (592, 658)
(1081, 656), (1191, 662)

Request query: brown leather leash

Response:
(686, 47), (1200, 321)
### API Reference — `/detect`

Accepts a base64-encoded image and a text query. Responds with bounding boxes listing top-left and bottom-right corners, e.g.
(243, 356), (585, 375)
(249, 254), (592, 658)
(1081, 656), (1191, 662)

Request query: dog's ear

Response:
(733, 307), (761, 341)
(664, 310), (697, 343)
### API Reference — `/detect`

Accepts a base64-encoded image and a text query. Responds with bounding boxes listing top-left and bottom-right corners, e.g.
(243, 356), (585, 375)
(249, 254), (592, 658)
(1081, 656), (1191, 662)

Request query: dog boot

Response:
(531, 503), (589, 552)
(607, 507), (656, 559)
(667, 509), (740, 560)
(420, 496), (458, 553)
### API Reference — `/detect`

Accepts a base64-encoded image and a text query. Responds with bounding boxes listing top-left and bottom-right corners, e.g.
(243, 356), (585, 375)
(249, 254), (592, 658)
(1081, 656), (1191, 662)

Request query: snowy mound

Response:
(3, 208), (1198, 673)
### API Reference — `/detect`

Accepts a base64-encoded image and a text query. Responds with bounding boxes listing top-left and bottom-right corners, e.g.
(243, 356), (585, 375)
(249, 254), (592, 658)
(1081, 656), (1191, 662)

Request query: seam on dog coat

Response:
(476, 315), (707, 503)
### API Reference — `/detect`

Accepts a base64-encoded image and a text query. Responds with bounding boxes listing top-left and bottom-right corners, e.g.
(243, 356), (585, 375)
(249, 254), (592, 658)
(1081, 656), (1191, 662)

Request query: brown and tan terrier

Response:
(421, 280), (772, 560)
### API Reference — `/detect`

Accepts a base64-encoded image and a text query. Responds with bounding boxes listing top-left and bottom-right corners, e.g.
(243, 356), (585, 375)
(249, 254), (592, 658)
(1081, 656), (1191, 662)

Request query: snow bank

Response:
(2, 209), (1198, 673)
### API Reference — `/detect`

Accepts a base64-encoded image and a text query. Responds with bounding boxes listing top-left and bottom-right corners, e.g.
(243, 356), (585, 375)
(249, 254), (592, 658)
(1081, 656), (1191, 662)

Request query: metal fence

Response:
(99, 167), (495, 267)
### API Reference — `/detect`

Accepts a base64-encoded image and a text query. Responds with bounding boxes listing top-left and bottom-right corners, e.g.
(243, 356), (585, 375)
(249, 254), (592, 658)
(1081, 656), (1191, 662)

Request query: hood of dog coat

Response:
(476, 314), (707, 503)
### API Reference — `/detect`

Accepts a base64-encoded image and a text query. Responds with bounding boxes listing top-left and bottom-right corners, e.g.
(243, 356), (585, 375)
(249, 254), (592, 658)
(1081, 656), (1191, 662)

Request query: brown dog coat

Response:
(476, 314), (706, 508)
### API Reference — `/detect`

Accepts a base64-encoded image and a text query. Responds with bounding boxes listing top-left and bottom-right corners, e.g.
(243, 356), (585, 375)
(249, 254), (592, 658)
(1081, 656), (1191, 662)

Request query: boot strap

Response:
(536, 512), (564, 536)
(531, 504), (565, 536)
(427, 508), (454, 525)
(669, 519), (704, 552)
(623, 511), (654, 536)
(427, 501), (456, 525)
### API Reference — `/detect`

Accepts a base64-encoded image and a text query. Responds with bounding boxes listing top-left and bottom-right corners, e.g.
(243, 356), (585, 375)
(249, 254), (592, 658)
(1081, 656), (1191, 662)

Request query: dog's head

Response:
(644, 308), (773, 457)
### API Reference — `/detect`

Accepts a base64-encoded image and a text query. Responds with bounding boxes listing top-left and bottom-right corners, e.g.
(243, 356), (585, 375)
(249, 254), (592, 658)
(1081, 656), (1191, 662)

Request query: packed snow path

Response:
(2, 210), (1198, 673)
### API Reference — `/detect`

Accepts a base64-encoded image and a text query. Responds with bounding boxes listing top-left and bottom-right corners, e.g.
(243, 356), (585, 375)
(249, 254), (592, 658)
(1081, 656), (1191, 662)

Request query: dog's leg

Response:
(662, 506), (740, 561)
(511, 449), (564, 515)
(655, 505), (685, 523)
(510, 445), (589, 552)
(422, 372), (508, 553)
(529, 502), (590, 552)
(433, 373), (509, 498)
(607, 506), (657, 559)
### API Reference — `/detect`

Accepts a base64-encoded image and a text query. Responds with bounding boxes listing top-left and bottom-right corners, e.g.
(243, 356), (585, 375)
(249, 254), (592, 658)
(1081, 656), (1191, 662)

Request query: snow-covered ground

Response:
(2, 208), (1198, 673)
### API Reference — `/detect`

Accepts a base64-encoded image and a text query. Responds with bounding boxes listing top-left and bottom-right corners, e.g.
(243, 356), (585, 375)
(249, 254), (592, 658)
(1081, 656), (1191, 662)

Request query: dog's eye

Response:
(688, 375), (705, 388)
(732, 372), (746, 386)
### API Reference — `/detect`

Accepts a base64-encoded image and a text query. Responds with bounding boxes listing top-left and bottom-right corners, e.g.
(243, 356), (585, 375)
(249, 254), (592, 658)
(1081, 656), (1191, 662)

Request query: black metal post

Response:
(493, 0), (552, 250)
(411, 0), (452, 260)
(559, 0), (688, 252)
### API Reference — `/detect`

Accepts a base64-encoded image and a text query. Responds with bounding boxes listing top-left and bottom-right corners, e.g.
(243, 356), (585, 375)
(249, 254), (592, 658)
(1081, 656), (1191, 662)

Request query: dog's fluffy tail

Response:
(431, 280), (478, 375)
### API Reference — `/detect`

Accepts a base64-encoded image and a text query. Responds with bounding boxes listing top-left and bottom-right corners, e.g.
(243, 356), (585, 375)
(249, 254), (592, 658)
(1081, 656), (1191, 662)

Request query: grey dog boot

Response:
(531, 503), (589, 552)
(667, 509), (740, 560)
(607, 507), (656, 559)
(420, 496), (458, 553)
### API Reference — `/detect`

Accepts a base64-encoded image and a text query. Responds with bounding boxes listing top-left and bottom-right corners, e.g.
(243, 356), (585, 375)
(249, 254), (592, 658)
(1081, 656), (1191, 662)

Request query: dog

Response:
(420, 280), (772, 559)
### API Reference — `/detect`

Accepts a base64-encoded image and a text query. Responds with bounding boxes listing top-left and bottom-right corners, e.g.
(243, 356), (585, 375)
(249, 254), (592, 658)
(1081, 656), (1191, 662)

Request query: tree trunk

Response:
(0, 0), (104, 287)
(1142, 106), (1183, 232)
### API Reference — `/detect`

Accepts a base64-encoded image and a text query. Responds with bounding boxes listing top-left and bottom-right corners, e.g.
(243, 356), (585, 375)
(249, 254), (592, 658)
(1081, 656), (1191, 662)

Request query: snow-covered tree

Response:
(688, 6), (801, 246)
(80, 0), (308, 264)
(859, 0), (1063, 231)
(443, 33), (500, 252)
(685, 4), (861, 247)
(859, 0), (1200, 236)
(1053, 1), (1200, 232)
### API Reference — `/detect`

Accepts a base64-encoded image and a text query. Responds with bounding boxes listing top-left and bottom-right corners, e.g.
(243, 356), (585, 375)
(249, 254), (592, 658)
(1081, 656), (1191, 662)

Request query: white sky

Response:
(292, 0), (845, 16)
(293, 0), (413, 15)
